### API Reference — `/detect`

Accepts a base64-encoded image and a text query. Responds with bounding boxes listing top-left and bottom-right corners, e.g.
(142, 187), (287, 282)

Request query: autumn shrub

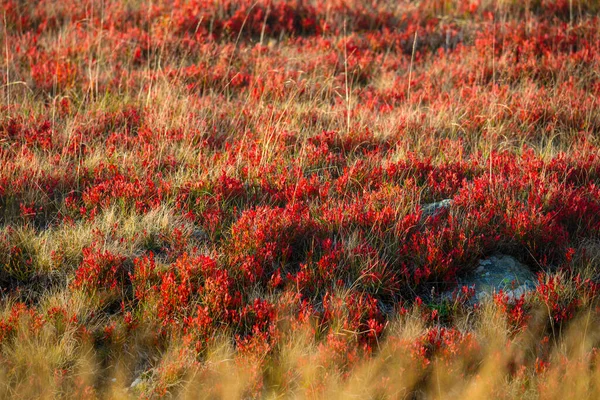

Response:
(1, 0), (600, 397)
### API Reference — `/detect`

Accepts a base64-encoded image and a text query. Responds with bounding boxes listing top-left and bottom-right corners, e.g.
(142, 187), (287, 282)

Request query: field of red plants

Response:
(1, 0), (600, 398)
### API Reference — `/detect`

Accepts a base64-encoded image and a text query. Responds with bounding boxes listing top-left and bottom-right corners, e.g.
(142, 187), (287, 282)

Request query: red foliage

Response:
(2, 0), (600, 381)
(72, 246), (127, 294)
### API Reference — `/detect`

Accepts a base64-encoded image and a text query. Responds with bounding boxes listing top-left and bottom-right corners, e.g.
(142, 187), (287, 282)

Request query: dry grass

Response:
(2, 0), (600, 398)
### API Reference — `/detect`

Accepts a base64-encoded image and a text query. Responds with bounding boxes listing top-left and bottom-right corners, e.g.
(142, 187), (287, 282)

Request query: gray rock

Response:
(421, 199), (453, 220)
(130, 377), (142, 388)
(192, 227), (207, 241)
(444, 254), (537, 303)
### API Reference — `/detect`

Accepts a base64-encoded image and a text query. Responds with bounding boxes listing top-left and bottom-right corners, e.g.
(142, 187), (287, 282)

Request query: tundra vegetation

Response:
(1, 0), (600, 398)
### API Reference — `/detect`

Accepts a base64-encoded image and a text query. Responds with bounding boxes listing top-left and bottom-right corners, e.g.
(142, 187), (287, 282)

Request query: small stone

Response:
(192, 228), (207, 241)
(130, 377), (143, 389)
(421, 199), (453, 220)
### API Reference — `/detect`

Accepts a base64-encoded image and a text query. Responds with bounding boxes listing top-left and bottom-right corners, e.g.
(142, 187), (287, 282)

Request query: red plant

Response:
(72, 246), (127, 294)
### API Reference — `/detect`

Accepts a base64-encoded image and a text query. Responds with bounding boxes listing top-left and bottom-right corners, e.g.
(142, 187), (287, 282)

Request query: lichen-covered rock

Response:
(444, 254), (537, 303)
